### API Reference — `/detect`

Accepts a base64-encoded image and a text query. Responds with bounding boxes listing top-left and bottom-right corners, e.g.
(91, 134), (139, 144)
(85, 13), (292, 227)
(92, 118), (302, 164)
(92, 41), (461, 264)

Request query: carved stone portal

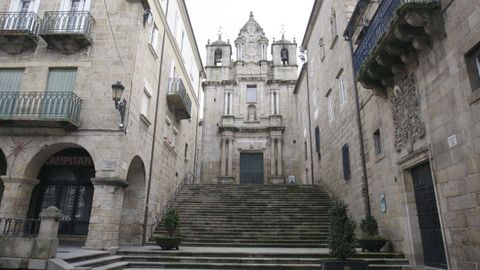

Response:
(391, 74), (425, 152)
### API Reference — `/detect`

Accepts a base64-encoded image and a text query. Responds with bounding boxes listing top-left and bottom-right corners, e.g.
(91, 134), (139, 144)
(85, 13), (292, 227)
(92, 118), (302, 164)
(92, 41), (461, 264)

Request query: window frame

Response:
(246, 84), (257, 103)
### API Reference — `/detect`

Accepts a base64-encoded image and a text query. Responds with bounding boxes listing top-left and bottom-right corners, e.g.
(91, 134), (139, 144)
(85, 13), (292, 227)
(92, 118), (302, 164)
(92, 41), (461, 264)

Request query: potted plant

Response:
(358, 214), (387, 252)
(322, 199), (368, 270)
(153, 209), (183, 250)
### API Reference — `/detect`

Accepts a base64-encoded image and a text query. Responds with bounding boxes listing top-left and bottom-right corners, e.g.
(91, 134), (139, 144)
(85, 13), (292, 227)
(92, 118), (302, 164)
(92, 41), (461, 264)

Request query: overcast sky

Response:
(185, 0), (315, 65)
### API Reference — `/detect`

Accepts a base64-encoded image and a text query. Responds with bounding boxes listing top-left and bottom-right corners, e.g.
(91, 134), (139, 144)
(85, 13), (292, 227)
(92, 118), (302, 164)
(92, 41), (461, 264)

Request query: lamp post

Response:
(112, 81), (126, 128)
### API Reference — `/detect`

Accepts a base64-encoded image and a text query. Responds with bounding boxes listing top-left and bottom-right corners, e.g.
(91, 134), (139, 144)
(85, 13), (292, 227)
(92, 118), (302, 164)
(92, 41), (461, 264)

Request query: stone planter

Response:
(322, 260), (368, 270)
(153, 235), (183, 250)
(358, 239), (387, 252)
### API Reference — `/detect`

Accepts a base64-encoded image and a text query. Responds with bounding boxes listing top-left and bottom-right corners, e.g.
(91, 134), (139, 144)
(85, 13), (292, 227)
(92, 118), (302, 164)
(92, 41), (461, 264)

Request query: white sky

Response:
(185, 0), (315, 65)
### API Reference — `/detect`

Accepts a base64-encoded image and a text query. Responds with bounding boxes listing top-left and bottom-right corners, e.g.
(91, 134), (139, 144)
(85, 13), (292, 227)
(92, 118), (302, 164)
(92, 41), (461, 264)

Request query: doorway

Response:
(411, 162), (447, 269)
(240, 153), (264, 184)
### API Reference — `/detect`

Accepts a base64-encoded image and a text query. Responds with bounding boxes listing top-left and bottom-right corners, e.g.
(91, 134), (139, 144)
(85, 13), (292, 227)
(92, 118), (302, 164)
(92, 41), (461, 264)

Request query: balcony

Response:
(0, 12), (41, 54)
(40, 11), (95, 53)
(167, 78), (192, 120)
(0, 91), (82, 128)
(349, 0), (441, 91)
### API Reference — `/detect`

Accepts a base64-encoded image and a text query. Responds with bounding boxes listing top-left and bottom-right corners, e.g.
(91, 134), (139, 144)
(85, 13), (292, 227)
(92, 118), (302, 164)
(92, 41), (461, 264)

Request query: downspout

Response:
(345, 34), (371, 216)
(304, 63), (315, 185)
(192, 72), (203, 182)
(142, 0), (170, 245)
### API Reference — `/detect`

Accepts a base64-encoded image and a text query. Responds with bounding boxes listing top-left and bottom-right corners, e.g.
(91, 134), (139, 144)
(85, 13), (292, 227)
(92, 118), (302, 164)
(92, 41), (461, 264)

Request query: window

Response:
(184, 143), (188, 158)
(319, 38), (325, 62)
(46, 68), (77, 92)
(314, 126), (321, 159)
(272, 91), (279, 115)
(246, 85), (257, 103)
(141, 87), (151, 118)
(0, 69), (24, 92)
(327, 90), (334, 121)
(330, 8), (338, 45)
(281, 47), (289, 65)
(214, 48), (222, 66)
(466, 45), (480, 91)
(342, 144), (351, 180)
(338, 76), (347, 105)
(224, 90), (232, 115)
(304, 141), (308, 160)
(373, 129), (383, 156)
(150, 24), (159, 51)
(180, 31), (185, 53)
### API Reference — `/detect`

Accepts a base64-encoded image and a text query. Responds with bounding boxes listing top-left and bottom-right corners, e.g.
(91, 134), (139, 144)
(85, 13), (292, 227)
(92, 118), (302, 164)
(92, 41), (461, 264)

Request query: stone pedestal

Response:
(35, 206), (62, 259)
(84, 178), (127, 250)
(218, 176), (235, 184)
(0, 178), (39, 218)
(268, 176), (285, 184)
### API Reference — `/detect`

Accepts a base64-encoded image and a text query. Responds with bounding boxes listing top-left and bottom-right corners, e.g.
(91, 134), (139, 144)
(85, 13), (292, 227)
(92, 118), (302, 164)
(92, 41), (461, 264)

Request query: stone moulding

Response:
(354, 1), (442, 92)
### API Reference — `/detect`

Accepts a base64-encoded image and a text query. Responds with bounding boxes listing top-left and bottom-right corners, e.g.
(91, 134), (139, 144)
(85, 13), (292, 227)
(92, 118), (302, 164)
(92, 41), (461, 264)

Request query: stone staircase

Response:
(59, 184), (410, 269)
(151, 184), (332, 248)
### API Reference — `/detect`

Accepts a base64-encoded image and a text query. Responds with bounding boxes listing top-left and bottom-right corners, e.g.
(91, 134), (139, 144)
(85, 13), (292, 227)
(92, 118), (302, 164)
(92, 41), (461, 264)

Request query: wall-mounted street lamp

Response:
(112, 81), (126, 128)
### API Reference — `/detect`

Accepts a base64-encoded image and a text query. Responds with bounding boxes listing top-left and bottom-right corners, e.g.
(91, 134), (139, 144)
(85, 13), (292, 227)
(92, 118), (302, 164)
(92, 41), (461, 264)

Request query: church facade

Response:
(200, 13), (302, 185)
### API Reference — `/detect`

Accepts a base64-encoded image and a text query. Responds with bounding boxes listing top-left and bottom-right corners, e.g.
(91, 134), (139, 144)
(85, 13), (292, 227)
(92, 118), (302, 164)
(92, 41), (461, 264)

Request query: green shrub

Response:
(328, 199), (356, 260)
(360, 214), (379, 238)
(164, 209), (180, 237)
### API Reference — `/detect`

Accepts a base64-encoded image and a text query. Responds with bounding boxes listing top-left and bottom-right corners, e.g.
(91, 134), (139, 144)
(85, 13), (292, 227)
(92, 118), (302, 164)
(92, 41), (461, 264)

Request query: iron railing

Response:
(352, 0), (440, 74)
(0, 91), (82, 124)
(0, 12), (41, 38)
(0, 217), (40, 238)
(167, 78), (192, 116)
(40, 11), (95, 41)
(149, 172), (195, 237)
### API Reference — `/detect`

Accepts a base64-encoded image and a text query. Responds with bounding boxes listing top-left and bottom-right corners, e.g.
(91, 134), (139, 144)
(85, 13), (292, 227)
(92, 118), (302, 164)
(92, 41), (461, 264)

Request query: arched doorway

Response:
(28, 148), (95, 235)
(119, 156), (146, 245)
(0, 150), (6, 208)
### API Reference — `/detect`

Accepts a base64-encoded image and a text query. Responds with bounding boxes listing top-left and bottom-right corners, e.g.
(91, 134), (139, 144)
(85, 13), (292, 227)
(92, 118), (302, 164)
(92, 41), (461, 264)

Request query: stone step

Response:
(72, 255), (122, 268)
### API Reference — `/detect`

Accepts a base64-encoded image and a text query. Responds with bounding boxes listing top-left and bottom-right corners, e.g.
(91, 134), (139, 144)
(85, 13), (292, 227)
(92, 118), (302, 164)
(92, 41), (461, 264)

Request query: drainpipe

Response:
(345, 34), (371, 216)
(304, 63), (315, 185)
(143, 0), (170, 245)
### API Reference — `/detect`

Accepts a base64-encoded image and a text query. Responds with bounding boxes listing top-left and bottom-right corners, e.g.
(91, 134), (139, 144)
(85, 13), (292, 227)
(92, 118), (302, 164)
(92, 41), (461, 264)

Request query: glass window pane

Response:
(247, 85), (256, 103)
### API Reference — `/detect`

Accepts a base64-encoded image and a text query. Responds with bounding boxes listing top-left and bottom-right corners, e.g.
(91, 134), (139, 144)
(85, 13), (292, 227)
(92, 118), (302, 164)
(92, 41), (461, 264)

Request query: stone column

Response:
(0, 178), (39, 218)
(275, 92), (280, 114)
(277, 139), (283, 175)
(229, 93), (233, 115)
(220, 138), (227, 176)
(271, 92), (274, 115)
(84, 178), (127, 250)
(224, 92), (228, 114)
(270, 139), (276, 176)
(228, 138), (234, 176)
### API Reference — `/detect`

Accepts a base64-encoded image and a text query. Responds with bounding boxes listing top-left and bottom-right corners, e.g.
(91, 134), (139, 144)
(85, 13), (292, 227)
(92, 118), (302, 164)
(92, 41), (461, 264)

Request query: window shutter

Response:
(46, 68), (77, 92)
(0, 69), (24, 92)
(342, 144), (351, 180)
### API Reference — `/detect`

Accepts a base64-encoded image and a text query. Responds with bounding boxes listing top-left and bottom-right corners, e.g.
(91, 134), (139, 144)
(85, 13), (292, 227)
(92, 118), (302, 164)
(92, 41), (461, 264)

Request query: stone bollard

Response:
(33, 206), (62, 259)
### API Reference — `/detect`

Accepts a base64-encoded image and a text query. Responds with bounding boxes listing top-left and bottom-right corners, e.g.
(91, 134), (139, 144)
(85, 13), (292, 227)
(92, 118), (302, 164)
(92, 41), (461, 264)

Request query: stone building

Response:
(0, 0), (204, 250)
(299, 0), (480, 269)
(200, 13), (301, 184)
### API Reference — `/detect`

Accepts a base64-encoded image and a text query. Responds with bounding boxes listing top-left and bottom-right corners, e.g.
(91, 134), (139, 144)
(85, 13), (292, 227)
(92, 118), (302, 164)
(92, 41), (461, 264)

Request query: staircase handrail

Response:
(149, 172), (196, 237)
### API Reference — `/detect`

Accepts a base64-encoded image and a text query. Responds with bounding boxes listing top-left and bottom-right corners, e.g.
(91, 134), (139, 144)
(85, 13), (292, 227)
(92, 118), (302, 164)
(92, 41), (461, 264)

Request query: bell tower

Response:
(271, 34), (297, 80)
(205, 33), (232, 80)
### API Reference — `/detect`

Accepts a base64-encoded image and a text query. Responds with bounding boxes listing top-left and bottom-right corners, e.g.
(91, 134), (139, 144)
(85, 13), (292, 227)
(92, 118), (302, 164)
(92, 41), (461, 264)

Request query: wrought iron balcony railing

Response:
(352, 0), (440, 75)
(167, 78), (192, 120)
(0, 91), (82, 127)
(40, 11), (94, 42)
(0, 12), (41, 37)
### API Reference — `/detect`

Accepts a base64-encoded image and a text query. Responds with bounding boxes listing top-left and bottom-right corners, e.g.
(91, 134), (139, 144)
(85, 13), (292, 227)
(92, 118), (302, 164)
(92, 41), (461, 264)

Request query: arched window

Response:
(214, 48), (223, 66)
(281, 47), (289, 65)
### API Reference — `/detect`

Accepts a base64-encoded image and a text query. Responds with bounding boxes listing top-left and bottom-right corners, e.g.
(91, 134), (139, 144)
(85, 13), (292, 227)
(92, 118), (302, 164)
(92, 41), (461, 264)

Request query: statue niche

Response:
(247, 105), (257, 121)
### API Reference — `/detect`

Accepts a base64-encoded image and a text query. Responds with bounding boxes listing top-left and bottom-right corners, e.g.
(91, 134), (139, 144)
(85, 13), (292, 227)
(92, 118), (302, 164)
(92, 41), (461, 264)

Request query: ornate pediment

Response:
(235, 12), (269, 62)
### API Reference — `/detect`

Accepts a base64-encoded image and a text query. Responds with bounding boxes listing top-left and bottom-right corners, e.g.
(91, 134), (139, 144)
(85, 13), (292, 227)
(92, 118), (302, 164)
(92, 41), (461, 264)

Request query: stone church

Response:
(200, 13), (299, 184)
